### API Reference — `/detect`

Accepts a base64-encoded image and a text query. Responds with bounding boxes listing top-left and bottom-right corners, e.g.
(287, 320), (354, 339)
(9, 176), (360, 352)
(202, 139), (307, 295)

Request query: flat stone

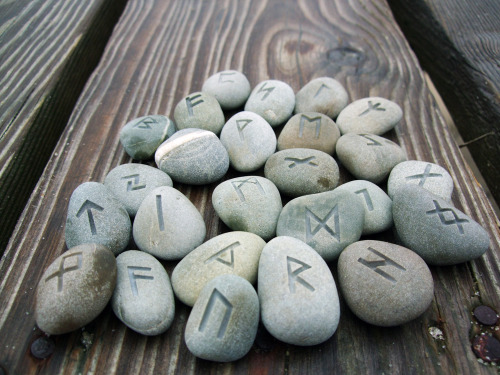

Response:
(202, 70), (251, 110)
(244, 80), (295, 127)
(184, 274), (259, 362)
(111, 250), (175, 335)
(388, 160), (454, 201)
(220, 111), (276, 172)
(392, 185), (490, 265)
(212, 176), (282, 241)
(277, 112), (341, 154)
(174, 92), (225, 134)
(172, 231), (265, 307)
(133, 186), (206, 260)
(276, 189), (365, 261)
(336, 133), (407, 183)
(338, 240), (434, 327)
(104, 163), (173, 216)
(335, 180), (393, 235)
(35, 244), (117, 334)
(336, 97), (402, 135)
(119, 115), (176, 161)
(294, 77), (348, 119)
(258, 236), (340, 346)
(264, 148), (339, 197)
(65, 182), (131, 255)
(155, 128), (229, 185)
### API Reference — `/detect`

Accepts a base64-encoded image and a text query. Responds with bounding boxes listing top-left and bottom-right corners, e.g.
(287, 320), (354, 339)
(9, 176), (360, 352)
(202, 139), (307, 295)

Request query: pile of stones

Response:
(35, 71), (491, 362)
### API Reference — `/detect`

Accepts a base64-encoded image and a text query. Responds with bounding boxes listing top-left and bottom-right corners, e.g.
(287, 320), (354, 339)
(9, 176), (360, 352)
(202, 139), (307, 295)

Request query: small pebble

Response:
(174, 92), (225, 134)
(472, 334), (500, 362)
(294, 77), (348, 119)
(31, 336), (55, 359)
(202, 70), (251, 110)
(474, 305), (498, 326)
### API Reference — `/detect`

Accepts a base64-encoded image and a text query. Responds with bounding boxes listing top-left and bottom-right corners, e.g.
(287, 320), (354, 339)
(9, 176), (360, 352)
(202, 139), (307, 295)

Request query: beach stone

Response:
(133, 186), (206, 260)
(336, 97), (402, 135)
(111, 250), (175, 335)
(202, 70), (251, 110)
(258, 236), (340, 345)
(264, 148), (339, 197)
(174, 92), (225, 134)
(244, 79), (295, 127)
(388, 160), (454, 201)
(104, 163), (173, 216)
(119, 115), (176, 161)
(393, 185), (490, 266)
(294, 77), (348, 119)
(155, 128), (229, 185)
(212, 176), (282, 241)
(276, 189), (365, 261)
(220, 111), (276, 172)
(65, 182), (131, 255)
(172, 232), (265, 306)
(277, 112), (341, 154)
(184, 274), (259, 362)
(335, 180), (393, 235)
(35, 244), (117, 335)
(338, 240), (434, 327)
(336, 133), (407, 183)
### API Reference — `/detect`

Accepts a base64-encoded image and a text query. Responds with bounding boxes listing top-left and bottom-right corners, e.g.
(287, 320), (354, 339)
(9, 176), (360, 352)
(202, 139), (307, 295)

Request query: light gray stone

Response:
(65, 182), (131, 255)
(35, 244), (117, 335)
(393, 185), (490, 266)
(202, 70), (251, 110)
(112, 250), (175, 336)
(184, 274), (259, 362)
(220, 111), (276, 172)
(172, 231), (265, 306)
(258, 236), (340, 345)
(212, 176), (282, 241)
(264, 148), (340, 197)
(104, 163), (173, 216)
(336, 133), (407, 183)
(155, 128), (229, 185)
(133, 186), (206, 260)
(294, 77), (348, 119)
(276, 189), (365, 261)
(174, 92), (225, 134)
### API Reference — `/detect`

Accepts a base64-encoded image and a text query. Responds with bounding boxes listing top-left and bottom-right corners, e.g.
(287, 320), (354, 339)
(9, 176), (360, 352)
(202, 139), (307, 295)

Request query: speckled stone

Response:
(338, 240), (434, 327)
(35, 244), (117, 335)
(202, 70), (251, 110)
(294, 77), (348, 119)
(174, 92), (225, 134)
(258, 236), (340, 345)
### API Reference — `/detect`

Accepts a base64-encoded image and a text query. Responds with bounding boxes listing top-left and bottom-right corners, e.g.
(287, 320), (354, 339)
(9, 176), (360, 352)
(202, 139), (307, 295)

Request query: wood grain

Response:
(0, 0), (499, 373)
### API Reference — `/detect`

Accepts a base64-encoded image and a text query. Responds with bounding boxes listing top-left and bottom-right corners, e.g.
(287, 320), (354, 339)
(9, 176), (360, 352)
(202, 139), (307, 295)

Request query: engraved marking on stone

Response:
(127, 266), (154, 297)
(236, 119), (253, 141)
(45, 252), (83, 292)
(284, 156), (318, 168)
(186, 94), (204, 116)
(314, 83), (331, 98)
(425, 200), (468, 234)
(359, 100), (386, 116)
(204, 241), (241, 268)
(358, 247), (406, 283)
(133, 116), (157, 129)
(287, 256), (315, 293)
(231, 177), (265, 202)
(405, 164), (443, 187)
(199, 288), (233, 339)
(76, 200), (104, 235)
(355, 188), (374, 211)
(156, 195), (165, 231)
(359, 134), (382, 146)
(218, 71), (236, 83)
(305, 205), (340, 243)
(299, 114), (322, 139)
(257, 82), (275, 100)
(122, 174), (146, 191)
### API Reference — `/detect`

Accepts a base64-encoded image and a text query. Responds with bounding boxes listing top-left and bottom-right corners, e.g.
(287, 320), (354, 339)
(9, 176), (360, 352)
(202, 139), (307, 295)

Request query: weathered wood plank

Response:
(1, 0), (499, 373)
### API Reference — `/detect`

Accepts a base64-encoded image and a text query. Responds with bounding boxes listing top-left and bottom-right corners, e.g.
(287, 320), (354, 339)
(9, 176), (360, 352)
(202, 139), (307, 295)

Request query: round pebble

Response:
(202, 70), (251, 110)
(174, 92), (225, 134)
(294, 77), (348, 119)
(473, 305), (498, 326)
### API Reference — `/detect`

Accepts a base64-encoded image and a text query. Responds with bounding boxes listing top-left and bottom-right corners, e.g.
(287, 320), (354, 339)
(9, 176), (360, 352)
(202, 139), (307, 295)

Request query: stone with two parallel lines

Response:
(174, 92), (225, 134)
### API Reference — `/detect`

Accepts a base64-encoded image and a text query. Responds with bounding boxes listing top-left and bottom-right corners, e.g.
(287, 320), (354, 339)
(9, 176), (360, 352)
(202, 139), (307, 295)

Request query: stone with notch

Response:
(111, 250), (175, 335)
(184, 274), (259, 362)
(202, 70), (251, 110)
(174, 92), (225, 134)
(258, 236), (340, 345)
(65, 182), (131, 255)
(35, 244), (117, 335)
(393, 185), (490, 265)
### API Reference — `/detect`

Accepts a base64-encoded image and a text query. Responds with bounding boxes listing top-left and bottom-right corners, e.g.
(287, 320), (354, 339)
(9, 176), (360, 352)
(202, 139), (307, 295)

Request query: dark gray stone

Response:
(174, 92), (225, 134)
(294, 77), (348, 119)
(202, 70), (251, 110)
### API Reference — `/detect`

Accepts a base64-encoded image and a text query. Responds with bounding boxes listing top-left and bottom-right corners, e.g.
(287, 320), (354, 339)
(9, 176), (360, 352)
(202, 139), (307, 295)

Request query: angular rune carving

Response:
(359, 100), (386, 116)
(305, 205), (340, 243)
(257, 82), (275, 100)
(314, 83), (331, 98)
(218, 71), (236, 83)
(133, 116), (157, 129)
(204, 242), (241, 268)
(236, 119), (252, 141)
(198, 288), (233, 339)
(287, 256), (315, 293)
(355, 188), (374, 211)
(298, 114), (322, 139)
(284, 156), (318, 168)
(358, 247), (406, 283)
(122, 174), (146, 191)
(425, 200), (468, 234)
(231, 177), (265, 202)
(127, 266), (154, 296)
(76, 200), (104, 235)
(358, 134), (382, 146)
(405, 164), (443, 187)
(45, 252), (83, 292)
(186, 94), (204, 116)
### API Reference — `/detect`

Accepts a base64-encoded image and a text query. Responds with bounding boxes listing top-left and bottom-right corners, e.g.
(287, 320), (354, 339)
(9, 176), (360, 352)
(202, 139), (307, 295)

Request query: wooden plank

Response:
(1, 0), (499, 373)
(387, 0), (500, 205)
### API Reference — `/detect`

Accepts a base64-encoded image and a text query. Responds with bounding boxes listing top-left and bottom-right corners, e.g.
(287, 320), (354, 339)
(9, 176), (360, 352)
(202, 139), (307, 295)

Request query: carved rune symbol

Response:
(236, 119), (252, 141)
(314, 83), (331, 98)
(122, 174), (146, 191)
(359, 100), (386, 116)
(205, 242), (241, 268)
(355, 188), (374, 211)
(287, 256), (315, 293)
(358, 247), (406, 283)
(45, 252), (83, 292)
(133, 116), (157, 129)
(231, 177), (265, 202)
(298, 114), (322, 139)
(156, 195), (165, 231)
(284, 156), (318, 168)
(199, 288), (233, 339)
(257, 82), (275, 100)
(218, 71), (236, 83)
(305, 205), (340, 243)
(405, 164), (443, 187)
(425, 200), (468, 234)
(76, 200), (104, 235)
(186, 94), (204, 116)
(359, 134), (382, 146)
(127, 266), (154, 296)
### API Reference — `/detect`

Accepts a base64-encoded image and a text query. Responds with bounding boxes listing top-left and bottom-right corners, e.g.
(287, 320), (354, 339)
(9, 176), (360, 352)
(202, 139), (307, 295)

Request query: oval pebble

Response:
(294, 77), (348, 119)
(184, 274), (259, 362)
(202, 70), (251, 110)
(338, 240), (434, 327)
(35, 244), (117, 335)
(174, 92), (225, 134)
(258, 236), (340, 346)
(111, 250), (175, 335)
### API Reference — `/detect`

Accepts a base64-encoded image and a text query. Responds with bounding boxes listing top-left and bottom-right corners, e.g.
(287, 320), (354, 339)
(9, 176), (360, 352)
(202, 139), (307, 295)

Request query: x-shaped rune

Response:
(284, 156), (318, 168)
(405, 164), (442, 186)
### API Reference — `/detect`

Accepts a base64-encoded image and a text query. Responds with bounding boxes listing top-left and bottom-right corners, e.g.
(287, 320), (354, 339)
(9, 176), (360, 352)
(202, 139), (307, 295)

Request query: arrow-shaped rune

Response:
(76, 200), (104, 235)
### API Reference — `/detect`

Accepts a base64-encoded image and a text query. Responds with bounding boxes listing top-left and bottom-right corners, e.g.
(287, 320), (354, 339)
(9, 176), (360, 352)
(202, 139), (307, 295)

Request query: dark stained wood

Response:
(0, 0), (500, 373)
